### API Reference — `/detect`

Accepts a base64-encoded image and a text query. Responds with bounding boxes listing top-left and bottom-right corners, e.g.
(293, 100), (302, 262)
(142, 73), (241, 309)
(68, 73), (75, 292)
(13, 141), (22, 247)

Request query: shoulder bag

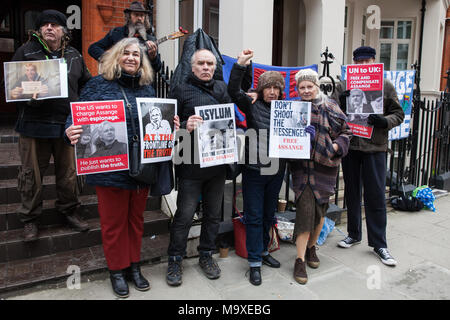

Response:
(119, 86), (158, 185)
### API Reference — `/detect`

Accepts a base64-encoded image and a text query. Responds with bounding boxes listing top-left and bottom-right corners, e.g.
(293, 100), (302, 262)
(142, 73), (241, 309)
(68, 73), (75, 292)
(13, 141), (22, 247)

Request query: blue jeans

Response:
(242, 166), (284, 267)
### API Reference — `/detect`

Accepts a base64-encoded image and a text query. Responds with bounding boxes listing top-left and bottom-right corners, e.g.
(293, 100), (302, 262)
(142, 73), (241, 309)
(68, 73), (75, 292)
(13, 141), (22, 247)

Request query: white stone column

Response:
(219, 0), (274, 64)
(421, 0), (447, 96)
(156, 0), (177, 71)
(303, 0), (345, 78)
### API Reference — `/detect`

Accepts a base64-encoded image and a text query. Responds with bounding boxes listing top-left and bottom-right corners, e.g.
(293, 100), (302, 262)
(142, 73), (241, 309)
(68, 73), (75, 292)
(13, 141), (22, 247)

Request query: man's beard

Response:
(128, 23), (147, 40)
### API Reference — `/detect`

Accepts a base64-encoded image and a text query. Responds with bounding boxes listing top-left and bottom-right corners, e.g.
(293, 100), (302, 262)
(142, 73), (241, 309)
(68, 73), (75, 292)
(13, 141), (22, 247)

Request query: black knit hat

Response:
(35, 9), (67, 29)
(124, 1), (150, 14)
(353, 46), (376, 61)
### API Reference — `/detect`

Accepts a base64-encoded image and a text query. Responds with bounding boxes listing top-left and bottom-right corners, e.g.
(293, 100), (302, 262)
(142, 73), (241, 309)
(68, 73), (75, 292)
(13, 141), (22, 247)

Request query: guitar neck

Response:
(156, 36), (168, 45)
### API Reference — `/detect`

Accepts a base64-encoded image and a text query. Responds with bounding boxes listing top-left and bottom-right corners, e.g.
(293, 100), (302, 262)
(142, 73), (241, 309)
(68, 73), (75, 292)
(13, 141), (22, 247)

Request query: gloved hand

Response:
(367, 114), (388, 128)
(305, 125), (315, 141)
(338, 90), (350, 113)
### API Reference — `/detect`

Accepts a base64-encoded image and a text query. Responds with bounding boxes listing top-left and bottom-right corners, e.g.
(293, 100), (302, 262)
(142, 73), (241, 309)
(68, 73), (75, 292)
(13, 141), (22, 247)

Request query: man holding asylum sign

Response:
(166, 49), (232, 287)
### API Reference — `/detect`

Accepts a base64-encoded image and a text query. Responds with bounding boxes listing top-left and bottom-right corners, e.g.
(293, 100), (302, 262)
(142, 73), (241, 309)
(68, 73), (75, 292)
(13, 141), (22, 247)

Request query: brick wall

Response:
(82, 0), (155, 76)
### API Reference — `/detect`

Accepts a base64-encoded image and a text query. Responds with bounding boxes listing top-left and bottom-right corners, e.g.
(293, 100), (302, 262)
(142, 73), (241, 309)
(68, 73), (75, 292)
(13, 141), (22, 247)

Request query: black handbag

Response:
(391, 195), (424, 212)
(390, 183), (424, 212)
(150, 160), (174, 196)
(120, 86), (158, 185)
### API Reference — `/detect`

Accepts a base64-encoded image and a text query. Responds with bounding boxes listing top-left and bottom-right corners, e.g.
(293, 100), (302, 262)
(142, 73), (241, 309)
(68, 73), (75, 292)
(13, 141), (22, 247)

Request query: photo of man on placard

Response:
(89, 121), (128, 158)
(347, 89), (374, 114)
(4, 59), (63, 101)
(139, 101), (175, 139)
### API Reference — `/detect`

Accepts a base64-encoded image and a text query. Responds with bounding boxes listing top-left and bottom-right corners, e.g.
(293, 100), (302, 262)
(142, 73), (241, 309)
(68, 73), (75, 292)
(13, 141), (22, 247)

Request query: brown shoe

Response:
(23, 222), (38, 242)
(305, 245), (320, 268)
(294, 258), (308, 284)
(65, 213), (89, 232)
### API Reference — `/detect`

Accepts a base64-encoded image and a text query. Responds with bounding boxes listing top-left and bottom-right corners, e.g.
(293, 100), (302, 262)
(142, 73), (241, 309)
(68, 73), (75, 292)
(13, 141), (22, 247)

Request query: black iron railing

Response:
(155, 57), (450, 223)
(389, 67), (450, 195)
(153, 61), (173, 99)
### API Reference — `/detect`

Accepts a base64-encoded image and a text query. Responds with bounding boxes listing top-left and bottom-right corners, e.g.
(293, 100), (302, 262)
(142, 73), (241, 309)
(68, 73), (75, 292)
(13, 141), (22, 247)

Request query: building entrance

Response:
(0, 0), (81, 124)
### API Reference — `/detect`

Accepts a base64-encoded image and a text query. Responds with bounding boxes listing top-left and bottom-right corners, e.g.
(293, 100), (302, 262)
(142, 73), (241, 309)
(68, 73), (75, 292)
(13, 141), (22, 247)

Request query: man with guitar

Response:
(88, 1), (162, 72)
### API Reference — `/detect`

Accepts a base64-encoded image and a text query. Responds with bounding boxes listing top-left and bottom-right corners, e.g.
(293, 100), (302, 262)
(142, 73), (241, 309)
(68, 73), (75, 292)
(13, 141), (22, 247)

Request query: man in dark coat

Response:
(331, 46), (404, 266)
(166, 49), (231, 287)
(12, 9), (91, 242)
(88, 1), (161, 73)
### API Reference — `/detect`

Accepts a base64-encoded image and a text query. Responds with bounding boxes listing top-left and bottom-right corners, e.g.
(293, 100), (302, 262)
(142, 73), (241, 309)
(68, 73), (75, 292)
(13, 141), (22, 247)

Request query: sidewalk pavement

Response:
(3, 194), (450, 301)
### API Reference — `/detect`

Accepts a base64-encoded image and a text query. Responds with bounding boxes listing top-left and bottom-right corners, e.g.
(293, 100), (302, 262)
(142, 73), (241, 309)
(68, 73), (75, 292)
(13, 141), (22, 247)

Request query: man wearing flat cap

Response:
(331, 46), (404, 267)
(11, 9), (91, 242)
(88, 1), (161, 73)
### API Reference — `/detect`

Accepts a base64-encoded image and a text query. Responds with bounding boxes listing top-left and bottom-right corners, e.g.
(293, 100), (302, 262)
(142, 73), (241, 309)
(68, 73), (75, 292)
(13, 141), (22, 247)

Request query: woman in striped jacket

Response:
(290, 69), (352, 285)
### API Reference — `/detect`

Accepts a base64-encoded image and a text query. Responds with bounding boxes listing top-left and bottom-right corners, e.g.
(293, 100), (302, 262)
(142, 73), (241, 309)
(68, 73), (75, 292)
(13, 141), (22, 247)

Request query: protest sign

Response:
(222, 54), (318, 129)
(195, 103), (238, 168)
(340, 66), (415, 140)
(4, 58), (68, 102)
(136, 98), (177, 164)
(385, 70), (415, 140)
(345, 63), (384, 139)
(70, 100), (129, 175)
(269, 100), (311, 159)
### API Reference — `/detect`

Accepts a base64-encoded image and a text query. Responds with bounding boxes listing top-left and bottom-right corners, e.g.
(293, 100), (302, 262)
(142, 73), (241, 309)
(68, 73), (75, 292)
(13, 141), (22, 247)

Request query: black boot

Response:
(65, 212), (89, 232)
(124, 263), (150, 291)
(249, 267), (262, 286)
(109, 270), (129, 298)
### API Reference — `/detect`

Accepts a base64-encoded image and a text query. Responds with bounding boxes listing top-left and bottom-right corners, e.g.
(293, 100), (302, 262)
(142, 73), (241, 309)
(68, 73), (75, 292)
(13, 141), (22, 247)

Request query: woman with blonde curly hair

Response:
(98, 37), (154, 86)
(65, 37), (179, 298)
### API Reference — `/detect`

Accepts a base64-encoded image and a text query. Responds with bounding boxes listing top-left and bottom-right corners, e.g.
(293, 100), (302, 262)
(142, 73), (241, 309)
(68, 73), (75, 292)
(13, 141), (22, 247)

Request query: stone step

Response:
(0, 233), (170, 294)
(0, 143), (55, 180)
(0, 210), (170, 263)
(0, 176), (96, 206)
(0, 194), (161, 232)
(0, 127), (18, 144)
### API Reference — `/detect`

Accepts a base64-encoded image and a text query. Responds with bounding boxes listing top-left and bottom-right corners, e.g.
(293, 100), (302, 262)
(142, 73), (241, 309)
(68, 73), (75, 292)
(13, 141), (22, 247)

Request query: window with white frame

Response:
(361, 14), (366, 46)
(379, 19), (413, 70)
(343, 6), (348, 64)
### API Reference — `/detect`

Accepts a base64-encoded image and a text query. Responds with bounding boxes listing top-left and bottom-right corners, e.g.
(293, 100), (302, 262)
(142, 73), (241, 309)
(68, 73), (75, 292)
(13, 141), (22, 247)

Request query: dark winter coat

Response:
(170, 73), (231, 179)
(290, 97), (352, 204)
(88, 25), (161, 73)
(331, 79), (404, 153)
(13, 33), (91, 138)
(227, 63), (286, 173)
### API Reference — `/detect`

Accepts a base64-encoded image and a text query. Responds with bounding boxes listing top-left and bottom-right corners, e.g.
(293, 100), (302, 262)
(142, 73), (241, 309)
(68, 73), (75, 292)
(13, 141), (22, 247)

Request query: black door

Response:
(0, 0), (81, 124)
(272, 0), (284, 67)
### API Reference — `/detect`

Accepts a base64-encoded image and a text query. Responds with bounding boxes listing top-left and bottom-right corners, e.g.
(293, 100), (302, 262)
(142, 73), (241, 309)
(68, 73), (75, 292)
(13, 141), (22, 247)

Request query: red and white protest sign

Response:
(346, 63), (384, 139)
(347, 123), (373, 139)
(346, 63), (383, 91)
(70, 100), (129, 175)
